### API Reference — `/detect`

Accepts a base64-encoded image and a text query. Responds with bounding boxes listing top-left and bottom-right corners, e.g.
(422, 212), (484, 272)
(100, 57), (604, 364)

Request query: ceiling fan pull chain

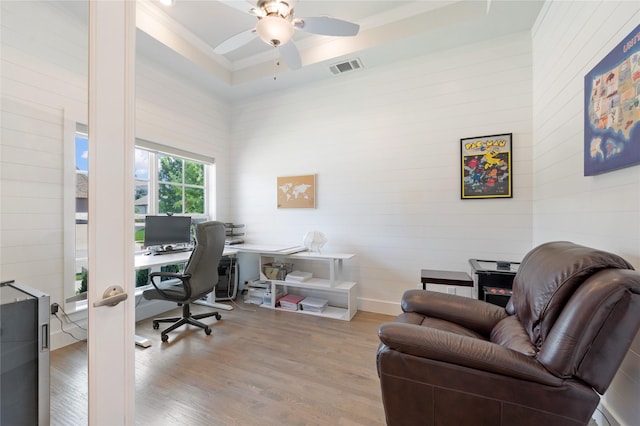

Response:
(273, 46), (280, 80)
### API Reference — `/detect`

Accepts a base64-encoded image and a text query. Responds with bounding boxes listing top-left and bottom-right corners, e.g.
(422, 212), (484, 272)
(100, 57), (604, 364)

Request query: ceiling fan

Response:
(214, 0), (360, 70)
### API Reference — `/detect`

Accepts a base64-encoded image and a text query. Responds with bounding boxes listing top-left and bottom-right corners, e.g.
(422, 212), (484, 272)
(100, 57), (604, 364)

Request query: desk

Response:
(227, 244), (305, 255)
(134, 248), (237, 269)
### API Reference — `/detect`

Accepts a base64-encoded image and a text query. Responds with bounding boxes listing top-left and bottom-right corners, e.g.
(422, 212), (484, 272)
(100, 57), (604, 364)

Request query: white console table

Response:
(235, 246), (357, 321)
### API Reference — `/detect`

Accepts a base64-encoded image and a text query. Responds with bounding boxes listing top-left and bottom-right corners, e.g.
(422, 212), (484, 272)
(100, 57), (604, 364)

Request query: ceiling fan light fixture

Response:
(259, 0), (295, 18)
(256, 15), (294, 47)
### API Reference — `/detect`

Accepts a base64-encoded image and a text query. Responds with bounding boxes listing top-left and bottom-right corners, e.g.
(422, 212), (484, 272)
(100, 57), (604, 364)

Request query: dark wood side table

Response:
(420, 269), (473, 295)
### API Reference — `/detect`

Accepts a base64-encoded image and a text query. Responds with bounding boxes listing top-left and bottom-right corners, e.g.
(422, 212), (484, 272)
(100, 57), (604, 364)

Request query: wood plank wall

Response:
(532, 2), (640, 424)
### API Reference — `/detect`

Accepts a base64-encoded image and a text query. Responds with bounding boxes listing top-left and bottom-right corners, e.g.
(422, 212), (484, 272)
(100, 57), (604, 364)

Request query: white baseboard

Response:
(50, 322), (87, 350)
(358, 297), (401, 316)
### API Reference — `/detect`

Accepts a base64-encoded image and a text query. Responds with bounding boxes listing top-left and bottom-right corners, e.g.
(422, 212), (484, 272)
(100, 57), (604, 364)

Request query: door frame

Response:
(87, 1), (136, 424)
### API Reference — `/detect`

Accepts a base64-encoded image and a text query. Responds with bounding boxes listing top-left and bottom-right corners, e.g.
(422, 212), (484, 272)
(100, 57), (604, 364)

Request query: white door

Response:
(87, 1), (136, 424)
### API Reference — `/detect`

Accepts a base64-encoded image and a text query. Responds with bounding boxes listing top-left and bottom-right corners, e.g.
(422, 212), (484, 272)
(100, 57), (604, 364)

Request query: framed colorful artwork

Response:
(461, 133), (512, 199)
(277, 174), (316, 208)
(584, 24), (640, 176)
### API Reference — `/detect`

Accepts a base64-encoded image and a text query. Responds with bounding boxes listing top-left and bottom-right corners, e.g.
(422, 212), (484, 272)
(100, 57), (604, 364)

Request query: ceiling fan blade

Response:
(279, 41), (301, 70)
(214, 28), (258, 55)
(294, 16), (360, 37)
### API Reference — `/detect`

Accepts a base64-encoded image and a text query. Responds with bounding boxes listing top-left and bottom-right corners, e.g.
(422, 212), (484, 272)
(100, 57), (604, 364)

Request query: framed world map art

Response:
(584, 24), (640, 176)
(277, 174), (316, 208)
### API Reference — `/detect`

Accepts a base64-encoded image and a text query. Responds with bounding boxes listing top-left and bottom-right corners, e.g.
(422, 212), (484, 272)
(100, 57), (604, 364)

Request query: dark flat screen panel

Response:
(143, 215), (192, 247)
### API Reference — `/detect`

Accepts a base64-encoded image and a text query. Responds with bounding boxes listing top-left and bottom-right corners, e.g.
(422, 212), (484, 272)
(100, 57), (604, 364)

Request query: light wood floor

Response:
(50, 301), (394, 426)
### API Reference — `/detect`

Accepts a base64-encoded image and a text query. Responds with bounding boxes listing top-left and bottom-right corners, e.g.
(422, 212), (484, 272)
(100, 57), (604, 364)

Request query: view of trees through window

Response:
(157, 154), (205, 214)
(134, 149), (208, 251)
(134, 150), (207, 218)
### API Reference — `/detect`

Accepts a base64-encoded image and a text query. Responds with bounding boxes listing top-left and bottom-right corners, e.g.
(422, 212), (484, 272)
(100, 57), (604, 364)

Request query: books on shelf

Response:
(285, 270), (312, 282)
(299, 297), (329, 313)
(276, 293), (305, 311)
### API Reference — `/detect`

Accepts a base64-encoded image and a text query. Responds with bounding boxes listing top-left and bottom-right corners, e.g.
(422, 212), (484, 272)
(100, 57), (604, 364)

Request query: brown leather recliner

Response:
(377, 241), (640, 426)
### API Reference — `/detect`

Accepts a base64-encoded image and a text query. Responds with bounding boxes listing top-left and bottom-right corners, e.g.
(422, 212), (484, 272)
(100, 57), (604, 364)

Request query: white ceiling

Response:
(68, 0), (546, 102)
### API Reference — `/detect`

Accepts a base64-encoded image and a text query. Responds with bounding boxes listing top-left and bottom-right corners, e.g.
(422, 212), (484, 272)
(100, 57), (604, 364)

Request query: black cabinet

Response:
(469, 259), (520, 307)
(0, 280), (50, 426)
(215, 257), (238, 301)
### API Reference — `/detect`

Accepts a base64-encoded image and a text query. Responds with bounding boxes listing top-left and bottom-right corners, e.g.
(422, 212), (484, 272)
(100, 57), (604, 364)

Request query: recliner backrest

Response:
(537, 269), (640, 393)
(507, 241), (633, 349)
(183, 221), (226, 300)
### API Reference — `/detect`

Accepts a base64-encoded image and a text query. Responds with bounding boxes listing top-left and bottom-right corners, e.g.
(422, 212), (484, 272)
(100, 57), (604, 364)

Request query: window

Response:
(134, 147), (210, 219)
(133, 145), (212, 254)
(157, 153), (205, 215)
(134, 149), (150, 215)
(74, 127), (89, 296)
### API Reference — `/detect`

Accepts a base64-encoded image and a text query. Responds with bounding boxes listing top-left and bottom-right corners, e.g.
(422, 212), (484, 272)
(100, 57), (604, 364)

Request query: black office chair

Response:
(143, 221), (226, 342)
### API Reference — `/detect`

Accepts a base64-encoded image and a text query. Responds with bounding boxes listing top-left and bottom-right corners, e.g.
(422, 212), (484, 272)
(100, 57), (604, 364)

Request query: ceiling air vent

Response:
(329, 58), (364, 75)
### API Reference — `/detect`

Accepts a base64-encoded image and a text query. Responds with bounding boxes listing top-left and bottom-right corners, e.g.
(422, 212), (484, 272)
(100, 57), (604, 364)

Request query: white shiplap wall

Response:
(532, 2), (640, 425)
(1, 1), (231, 347)
(230, 32), (535, 314)
(135, 57), (232, 220)
(1, 1), (88, 303)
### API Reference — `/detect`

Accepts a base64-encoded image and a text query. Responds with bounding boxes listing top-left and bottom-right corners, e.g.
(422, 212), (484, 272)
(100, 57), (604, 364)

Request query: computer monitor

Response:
(143, 215), (192, 249)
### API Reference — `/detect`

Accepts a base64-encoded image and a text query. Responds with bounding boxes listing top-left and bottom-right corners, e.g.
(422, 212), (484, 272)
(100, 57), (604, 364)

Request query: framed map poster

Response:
(277, 174), (316, 208)
(584, 24), (640, 176)
(461, 133), (512, 199)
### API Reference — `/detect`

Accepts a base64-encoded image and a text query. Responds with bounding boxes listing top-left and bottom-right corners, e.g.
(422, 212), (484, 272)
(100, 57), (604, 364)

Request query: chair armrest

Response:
(149, 271), (190, 280)
(378, 322), (560, 386)
(149, 272), (192, 301)
(402, 289), (508, 336)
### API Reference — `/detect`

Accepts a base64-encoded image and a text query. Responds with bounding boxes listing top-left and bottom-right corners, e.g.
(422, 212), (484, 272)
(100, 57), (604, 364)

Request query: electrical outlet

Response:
(51, 303), (59, 315)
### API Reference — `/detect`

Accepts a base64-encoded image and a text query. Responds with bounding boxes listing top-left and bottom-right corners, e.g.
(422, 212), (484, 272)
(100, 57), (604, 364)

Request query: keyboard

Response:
(153, 248), (192, 255)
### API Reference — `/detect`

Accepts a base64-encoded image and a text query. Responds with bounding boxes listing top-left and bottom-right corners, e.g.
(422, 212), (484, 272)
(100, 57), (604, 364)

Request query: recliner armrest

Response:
(402, 289), (508, 336)
(378, 322), (561, 386)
